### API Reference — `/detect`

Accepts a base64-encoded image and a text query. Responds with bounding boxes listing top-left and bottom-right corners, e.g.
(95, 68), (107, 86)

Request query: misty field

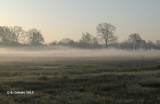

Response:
(0, 56), (160, 104)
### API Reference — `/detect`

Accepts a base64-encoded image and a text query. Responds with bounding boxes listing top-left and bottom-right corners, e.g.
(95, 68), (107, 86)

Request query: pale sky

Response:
(0, 0), (160, 42)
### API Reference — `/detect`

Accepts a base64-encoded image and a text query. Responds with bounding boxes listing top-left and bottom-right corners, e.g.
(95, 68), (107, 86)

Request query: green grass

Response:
(0, 58), (160, 104)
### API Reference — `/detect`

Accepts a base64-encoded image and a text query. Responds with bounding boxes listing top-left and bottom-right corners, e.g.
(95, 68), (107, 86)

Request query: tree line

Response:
(0, 23), (160, 50)
(0, 26), (44, 46)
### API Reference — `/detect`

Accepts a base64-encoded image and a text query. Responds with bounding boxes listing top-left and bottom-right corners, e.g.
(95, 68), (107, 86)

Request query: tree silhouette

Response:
(27, 29), (44, 45)
(97, 23), (117, 48)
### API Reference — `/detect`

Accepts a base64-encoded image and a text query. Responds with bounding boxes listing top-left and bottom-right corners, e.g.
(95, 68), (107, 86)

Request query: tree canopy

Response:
(97, 23), (117, 48)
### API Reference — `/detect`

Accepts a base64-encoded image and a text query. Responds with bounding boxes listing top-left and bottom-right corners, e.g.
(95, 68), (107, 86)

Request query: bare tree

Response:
(128, 33), (142, 43)
(27, 28), (44, 45)
(97, 23), (117, 48)
(10, 26), (26, 44)
(79, 32), (99, 48)
(79, 32), (92, 44)
(128, 33), (143, 50)
(0, 26), (17, 45)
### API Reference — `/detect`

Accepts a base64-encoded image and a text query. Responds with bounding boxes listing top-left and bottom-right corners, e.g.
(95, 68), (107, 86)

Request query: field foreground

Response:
(0, 57), (160, 104)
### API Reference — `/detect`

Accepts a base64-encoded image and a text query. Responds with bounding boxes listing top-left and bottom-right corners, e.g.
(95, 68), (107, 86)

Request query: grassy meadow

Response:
(0, 57), (160, 104)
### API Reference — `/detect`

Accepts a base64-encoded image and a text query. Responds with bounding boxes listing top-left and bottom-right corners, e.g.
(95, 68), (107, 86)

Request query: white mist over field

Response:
(0, 47), (160, 61)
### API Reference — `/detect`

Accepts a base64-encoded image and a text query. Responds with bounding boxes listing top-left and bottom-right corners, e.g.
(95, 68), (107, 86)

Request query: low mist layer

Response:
(0, 47), (160, 62)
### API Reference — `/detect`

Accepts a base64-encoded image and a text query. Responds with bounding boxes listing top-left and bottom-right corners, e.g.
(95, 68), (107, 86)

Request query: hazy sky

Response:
(0, 0), (160, 42)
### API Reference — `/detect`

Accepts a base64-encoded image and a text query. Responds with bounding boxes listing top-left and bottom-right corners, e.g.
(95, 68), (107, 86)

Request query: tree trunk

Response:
(105, 40), (108, 48)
